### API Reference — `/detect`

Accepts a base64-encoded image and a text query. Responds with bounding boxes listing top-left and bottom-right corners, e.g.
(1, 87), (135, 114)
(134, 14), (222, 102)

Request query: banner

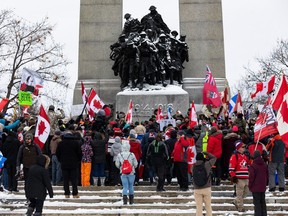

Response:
(18, 91), (32, 106)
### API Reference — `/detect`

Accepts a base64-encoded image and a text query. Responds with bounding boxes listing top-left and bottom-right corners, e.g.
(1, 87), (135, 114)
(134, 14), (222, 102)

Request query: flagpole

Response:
(80, 88), (92, 116)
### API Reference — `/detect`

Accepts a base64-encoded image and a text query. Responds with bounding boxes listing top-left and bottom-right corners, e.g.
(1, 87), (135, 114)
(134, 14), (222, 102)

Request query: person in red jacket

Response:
(129, 133), (142, 185)
(207, 126), (222, 186)
(229, 140), (249, 212)
(171, 130), (190, 191)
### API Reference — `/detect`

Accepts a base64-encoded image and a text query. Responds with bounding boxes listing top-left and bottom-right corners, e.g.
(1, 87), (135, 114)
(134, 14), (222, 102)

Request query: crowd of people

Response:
(0, 104), (287, 216)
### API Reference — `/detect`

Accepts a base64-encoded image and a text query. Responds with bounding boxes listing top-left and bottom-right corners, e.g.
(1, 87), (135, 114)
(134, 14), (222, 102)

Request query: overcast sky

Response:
(1, 0), (288, 97)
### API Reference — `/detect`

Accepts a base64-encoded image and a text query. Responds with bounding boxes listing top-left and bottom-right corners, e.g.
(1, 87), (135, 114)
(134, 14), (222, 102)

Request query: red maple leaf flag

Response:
(81, 82), (94, 121)
(87, 88), (105, 114)
(274, 76), (288, 144)
(125, 99), (133, 124)
(233, 91), (243, 114)
(189, 101), (198, 128)
(156, 105), (164, 123)
(202, 65), (221, 107)
(272, 74), (288, 111)
(251, 75), (275, 99)
(0, 98), (9, 112)
(34, 105), (50, 149)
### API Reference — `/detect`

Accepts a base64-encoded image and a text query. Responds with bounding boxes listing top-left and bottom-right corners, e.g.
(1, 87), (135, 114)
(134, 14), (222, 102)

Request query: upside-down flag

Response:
(34, 105), (50, 149)
(251, 75), (275, 99)
(202, 66), (221, 107)
(20, 68), (43, 96)
(126, 99), (133, 124)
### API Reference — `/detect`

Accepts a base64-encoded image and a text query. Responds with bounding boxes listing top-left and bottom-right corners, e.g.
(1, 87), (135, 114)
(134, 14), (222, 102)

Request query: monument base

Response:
(116, 84), (189, 123)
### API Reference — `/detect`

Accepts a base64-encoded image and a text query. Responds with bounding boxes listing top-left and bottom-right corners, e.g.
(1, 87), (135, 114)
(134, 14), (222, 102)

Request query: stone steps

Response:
(0, 182), (288, 215)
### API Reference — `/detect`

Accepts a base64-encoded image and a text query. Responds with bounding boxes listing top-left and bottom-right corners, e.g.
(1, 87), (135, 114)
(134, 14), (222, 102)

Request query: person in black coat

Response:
(1, 130), (21, 192)
(249, 150), (268, 216)
(25, 155), (53, 216)
(56, 132), (82, 198)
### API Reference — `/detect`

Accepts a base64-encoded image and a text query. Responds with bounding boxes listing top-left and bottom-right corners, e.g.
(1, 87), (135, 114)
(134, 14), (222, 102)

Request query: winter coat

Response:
(164, 138), (177, 157)
(115, 141), (138, 174)
(0, 119), (21, 131)
(47, 109), (65, 136)
(25, 155), (53, 200)
(147, 140), (169, 161)
(193, 152), (217, 189)
(91, 132), (109, 164)
(110, 141), (122, 162)
(248, 156), (268, 192)
(17, 142), (42, 169)
(266, 134), (285, 163)
(56, 133), (82, 169)
(221, 132), (239, 168)
(1, 131), (21, 167)
(50, 135), (62, 155)
(229, 151), (249, 179)
(207, 131), (223, 159)
(81, 140), (93, 163)
(129, 138), (142, 161)
(171, 137), (190, 162)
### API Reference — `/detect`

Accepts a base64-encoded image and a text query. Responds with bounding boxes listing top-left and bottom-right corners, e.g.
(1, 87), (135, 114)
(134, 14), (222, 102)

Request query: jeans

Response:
(51, 155), (62, 185)
(0, 168), (9, 189)
(121, 174), (135, 196)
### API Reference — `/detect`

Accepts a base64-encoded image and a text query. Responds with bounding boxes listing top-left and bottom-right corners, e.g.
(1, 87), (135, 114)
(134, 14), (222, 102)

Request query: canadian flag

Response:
(34, 105), (50, 149)
(156, 105), (164, 123)
(125, 99), (133, 124)
(81, 82), (94, 121)
(272, 74), (288, 143)
(189, 101), (198, 128)
(0, 98), (9, 112)
(87, 89), (105, 114)
(251, 75), (275, 99)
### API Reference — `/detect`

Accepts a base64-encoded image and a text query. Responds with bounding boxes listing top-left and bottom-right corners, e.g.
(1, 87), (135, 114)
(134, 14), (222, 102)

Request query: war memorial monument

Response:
(73, 0), (226, 121)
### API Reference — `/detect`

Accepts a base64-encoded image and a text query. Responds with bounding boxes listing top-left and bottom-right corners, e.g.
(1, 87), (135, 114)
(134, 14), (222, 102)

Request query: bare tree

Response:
(0, 10), (70, 113)
(235, 39), (288, 110)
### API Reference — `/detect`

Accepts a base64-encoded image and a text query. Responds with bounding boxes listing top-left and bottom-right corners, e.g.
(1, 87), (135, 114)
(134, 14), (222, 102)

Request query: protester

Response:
(171, 130), (190, 191)
(115, 141), (138, 205)
(146, 132), (169, 192)
(25, 155), (53, 216)
(193, 152), (216, 216)
(266, 133), (285, 192)
(249, 150), (268, 216)
(16, 133), (42, 181)
(50, 130), (62, 186)
(56, 130), (82, 198)
(110, 136), (122, 186)
(229, 140), (250, 212)
(81, 133), (94, 187)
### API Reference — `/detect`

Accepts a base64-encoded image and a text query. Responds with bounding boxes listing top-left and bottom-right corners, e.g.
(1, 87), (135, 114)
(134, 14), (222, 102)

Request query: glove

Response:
(231, 176), (238, 184)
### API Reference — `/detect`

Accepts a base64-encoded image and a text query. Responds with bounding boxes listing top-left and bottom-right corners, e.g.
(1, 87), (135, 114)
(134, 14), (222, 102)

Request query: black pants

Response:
(62, 168), (78, 196)
(151, 157), (166, 190)
(6, 164), (18, 191)
(174, 162), (188, 189)
(28, 198), (44, 214)
(252, 192), (267, 216)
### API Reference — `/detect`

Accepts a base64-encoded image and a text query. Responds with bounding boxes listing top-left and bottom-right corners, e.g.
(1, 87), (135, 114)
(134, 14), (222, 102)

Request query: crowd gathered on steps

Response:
(0, 105), (287, 216)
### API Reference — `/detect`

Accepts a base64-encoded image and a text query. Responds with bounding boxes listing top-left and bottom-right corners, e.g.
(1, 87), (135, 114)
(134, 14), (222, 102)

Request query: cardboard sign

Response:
(18, 91), (32, 106)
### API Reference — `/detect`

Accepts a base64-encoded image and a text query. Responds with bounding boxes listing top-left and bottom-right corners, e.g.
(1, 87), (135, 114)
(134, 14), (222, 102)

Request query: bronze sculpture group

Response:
(110, 6), (189, 90)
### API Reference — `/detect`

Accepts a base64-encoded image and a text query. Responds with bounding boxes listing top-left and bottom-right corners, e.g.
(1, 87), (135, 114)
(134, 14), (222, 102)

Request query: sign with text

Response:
(18, 91), (32, 106)
(159, 119), (176, 131)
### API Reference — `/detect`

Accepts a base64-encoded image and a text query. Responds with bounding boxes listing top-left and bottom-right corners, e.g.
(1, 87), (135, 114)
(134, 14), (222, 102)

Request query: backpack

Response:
(193, 163), (209, 187)
(121, 153), (132, 174)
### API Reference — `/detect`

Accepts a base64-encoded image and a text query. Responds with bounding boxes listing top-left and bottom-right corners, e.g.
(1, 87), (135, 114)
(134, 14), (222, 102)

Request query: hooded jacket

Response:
(115, 141), (138, 174)
(207, 130), (223, 159)
(25, 155), (53, 200)
(248, 156), (268, 192)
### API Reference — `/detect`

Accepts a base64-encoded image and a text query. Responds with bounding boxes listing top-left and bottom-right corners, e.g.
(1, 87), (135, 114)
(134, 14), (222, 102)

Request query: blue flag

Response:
(0, 154), (7, 169)
(228, 93), (238, 116)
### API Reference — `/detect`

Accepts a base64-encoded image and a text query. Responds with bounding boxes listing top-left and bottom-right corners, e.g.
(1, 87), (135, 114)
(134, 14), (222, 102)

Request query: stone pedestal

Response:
(116, 85), (189, 122)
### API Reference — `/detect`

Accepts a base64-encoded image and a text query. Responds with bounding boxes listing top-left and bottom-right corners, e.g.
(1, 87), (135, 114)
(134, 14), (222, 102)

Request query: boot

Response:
(97, 177), (101, 186)
(26, 207), (34, 216)
(139, 81), (143, 90)
(123, 195), (128, 205)
(129, 194), (134, 205)
(100, 177), (106, 186)
(161, 74), (167, 87)
(33, 212), (42, 216)
(178, 72), (183, 84)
